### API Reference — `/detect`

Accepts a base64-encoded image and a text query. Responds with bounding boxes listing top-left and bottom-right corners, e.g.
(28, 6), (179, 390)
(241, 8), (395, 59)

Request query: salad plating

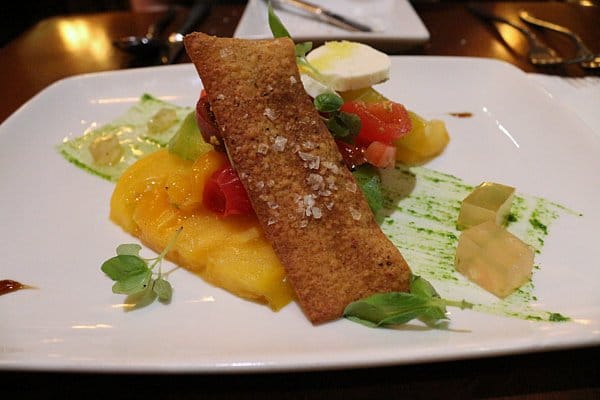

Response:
(54, 7), (576, 324)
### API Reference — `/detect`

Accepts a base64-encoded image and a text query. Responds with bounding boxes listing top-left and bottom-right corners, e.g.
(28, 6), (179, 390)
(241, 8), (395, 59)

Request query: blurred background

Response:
(0, 0), (250, 47)
(6, 0), (595, 48)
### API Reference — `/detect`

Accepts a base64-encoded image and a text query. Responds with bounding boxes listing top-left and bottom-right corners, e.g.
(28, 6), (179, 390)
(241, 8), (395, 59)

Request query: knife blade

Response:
(162, 0), (212, 64)
(270, 0), (372, 33)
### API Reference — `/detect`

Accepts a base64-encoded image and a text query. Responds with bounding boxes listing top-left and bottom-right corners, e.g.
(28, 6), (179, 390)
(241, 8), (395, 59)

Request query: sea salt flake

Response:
(322, 161), (340, 174)
(298, 151), (320, 170)
(272, 136), (287, 152)
(349, 207), (362, 221)
(257, 143), (269, 155)
(311, 206), (322, 219)
(346, 182), (357, 193)
(302, 141), (316, 150)
(289, 76), (297, 84)
(216, 93), (225, 100)
(219, 48), (233, 58)
(263, 108), (277, 121)
(303, 195), (316, 216)
(306, 173), (324, 190)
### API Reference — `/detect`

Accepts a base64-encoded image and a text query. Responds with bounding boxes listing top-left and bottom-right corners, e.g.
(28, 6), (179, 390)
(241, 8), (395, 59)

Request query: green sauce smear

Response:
(379, 165), (579, 322)
(57, 94), (192, 182)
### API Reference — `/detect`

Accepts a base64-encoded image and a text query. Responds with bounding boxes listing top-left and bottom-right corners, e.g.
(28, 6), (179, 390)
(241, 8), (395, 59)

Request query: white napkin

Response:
(528, 74), (600, 137)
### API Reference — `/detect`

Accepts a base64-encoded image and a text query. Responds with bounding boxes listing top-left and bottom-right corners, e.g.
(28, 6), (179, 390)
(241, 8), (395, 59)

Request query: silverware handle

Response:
(146, 7), (176, 38)
(519, 11), (586, 46)
(468, 5), (540, 46)
(177, 0), (212, 35)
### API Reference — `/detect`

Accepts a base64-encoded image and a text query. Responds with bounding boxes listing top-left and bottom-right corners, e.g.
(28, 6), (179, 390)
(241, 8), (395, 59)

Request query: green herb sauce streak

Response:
(379, 165), (579, 322)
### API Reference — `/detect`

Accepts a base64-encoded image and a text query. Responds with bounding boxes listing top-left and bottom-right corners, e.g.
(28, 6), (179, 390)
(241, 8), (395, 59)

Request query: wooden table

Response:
(1, 2), (598, 398)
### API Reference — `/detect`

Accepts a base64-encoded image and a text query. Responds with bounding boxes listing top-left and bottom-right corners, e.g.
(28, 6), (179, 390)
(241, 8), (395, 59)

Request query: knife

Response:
(162, 0), (212, 64)
(269, 0), (373, 33)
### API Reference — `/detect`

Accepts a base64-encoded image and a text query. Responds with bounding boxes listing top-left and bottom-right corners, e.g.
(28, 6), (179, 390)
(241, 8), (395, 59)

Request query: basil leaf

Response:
(314, 93), (343, 113)
(116, 243), (142, 257)
(295, 41), (312, 58)
(353, 165), (384, 215)
(410, 275), (440, 299)
(325, 116), (350, 138)
(112, 269), (152, 295)
(345, 276), (474, 329)
(417, 306), (449, 327)
(337, 111), (362, 136)
(267, 2), (291, 38)
(101, 255), (148, 281)
(344, 292), (430, 327)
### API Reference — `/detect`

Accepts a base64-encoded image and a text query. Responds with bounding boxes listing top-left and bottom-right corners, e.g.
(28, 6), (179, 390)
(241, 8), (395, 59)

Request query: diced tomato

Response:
(341, 100), (412, 146)
(203, 163), (254, 217)
(364, 141), (397, 169)
(196, 90), (221, 145)
(336, 140), (366, 170)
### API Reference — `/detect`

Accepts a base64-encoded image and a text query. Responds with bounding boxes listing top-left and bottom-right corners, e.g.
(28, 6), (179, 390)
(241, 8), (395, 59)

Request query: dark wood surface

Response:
(1, 1), (599, 124)
(1, 1), (598, 398)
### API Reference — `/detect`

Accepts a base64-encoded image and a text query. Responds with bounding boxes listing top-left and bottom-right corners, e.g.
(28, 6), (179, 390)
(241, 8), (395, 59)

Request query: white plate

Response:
(234, 0), (430, 52)
(1, 57), (599, 373)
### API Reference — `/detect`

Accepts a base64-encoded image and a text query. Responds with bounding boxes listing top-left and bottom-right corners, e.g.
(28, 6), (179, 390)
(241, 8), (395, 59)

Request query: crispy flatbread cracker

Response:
(184, 32), (411, 323)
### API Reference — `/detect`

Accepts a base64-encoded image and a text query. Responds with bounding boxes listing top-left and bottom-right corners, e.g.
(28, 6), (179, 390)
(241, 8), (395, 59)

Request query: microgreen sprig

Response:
(344, 275), (473, 328)
(101, 227), (182, 308)
(267, 2), (325, 83)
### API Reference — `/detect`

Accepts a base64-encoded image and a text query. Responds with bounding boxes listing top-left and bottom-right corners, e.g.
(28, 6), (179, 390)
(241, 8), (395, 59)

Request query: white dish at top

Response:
(0, 57), (599, 373)
(234, 0), (430, 51)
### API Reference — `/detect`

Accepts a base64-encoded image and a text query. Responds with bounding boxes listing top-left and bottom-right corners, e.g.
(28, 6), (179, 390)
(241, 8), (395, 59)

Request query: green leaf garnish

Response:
(314, 93), (344, 113)
(153, 278), (173, 303)
(352, 165), (384, 216)
(101, 227), (182, 308)
(116, 243), (142, 257)
(267, 2), (327, 84)
(294, 41), (313, 58)
(267, 2), (291, 38)
(112, 270), (152, 295)
(101, 255), (148, 281)
(314, 94), (361, 141)
(167, 111), (213, 161)
(344, 275), (473, 328)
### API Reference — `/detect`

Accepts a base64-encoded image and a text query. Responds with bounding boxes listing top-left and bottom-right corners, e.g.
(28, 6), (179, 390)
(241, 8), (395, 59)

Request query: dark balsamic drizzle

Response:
(0, 280), (28, 296)
(448, 112), (473, 118)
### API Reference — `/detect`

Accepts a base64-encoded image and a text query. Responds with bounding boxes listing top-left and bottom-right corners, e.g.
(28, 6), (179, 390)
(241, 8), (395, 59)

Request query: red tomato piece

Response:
(203, 164), (254, 217)
(364, 141), (397, 169)
(335, 140), (366, 170)
(341, 100), (412, 146)
(196, 90), (221, 145)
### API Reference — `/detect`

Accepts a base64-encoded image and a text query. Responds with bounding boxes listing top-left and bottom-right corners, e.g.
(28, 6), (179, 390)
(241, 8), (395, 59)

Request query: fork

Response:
(518, 11), (599, 69)
(468, 5), (568, 66)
